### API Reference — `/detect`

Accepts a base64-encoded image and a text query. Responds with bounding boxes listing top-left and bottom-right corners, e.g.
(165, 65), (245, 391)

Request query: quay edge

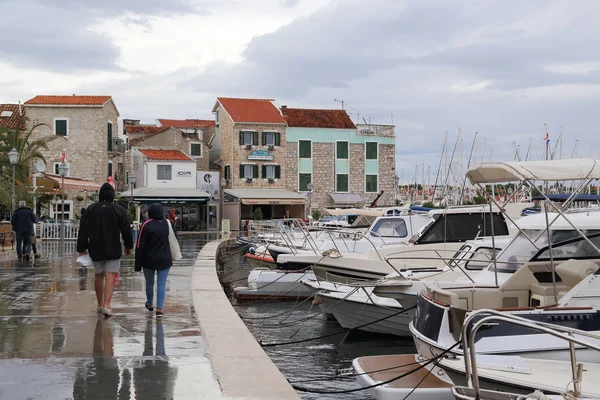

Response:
(191, 238), (301, 399)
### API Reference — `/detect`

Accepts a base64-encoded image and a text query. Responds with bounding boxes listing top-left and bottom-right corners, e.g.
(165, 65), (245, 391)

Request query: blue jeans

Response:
(143, 268), (170, 309)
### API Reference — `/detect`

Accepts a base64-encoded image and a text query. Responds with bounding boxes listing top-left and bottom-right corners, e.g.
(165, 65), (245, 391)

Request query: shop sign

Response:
(248, 150), (274, 161)
(177, 171), (192, 176)
(197, 171), (220, 198)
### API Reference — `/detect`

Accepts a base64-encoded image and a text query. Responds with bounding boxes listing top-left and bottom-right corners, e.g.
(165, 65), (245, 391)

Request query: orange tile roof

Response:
(282, 107), (356, 129)
(158, 119), (215, 129)
(124, 124), (166, 134)
(25, 95), (112, 106)
(217, 97), (286, 124)
(138, 149), (192, 161)
(0, 104), (25, 130)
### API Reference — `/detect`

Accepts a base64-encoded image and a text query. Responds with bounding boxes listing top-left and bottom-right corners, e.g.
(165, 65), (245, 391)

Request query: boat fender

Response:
(312, 298), (323, 306)
(249, 247), (256, 254)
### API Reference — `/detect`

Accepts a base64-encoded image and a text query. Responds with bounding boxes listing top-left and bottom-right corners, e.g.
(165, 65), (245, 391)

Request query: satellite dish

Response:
(35, 160), (46, 173)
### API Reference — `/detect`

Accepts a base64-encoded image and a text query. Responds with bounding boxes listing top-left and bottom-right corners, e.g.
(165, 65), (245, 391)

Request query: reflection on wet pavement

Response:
(0, 235), (222, 400)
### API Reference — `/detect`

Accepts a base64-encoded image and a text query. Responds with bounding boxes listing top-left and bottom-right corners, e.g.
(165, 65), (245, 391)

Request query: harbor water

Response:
(218, 243), (416, 400)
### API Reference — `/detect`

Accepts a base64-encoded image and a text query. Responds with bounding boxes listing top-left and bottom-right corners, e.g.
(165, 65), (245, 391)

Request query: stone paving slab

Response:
(0, 238), (224, 400)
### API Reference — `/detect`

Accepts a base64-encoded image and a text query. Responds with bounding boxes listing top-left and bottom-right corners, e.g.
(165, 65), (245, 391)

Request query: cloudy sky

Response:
(2, 0), (600, 184)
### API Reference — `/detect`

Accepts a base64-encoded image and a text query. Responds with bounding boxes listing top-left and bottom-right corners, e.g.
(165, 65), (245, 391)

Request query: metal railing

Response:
(40, 223), (80, 241)
(108, 138), (125, 153)
(461, 309), (600, 399)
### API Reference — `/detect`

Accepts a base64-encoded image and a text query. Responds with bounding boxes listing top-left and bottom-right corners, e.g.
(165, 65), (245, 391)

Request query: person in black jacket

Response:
(77, 183), (133, 318)
(135, 203), (172, 318)
(12, 201), (36, 261)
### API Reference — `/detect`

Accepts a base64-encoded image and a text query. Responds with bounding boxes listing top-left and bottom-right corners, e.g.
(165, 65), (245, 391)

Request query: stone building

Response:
(213, 97), (305, 230)
(25, 95), (123, 185)
(24, 95), (122, 218)
(123, 119), (213, 173)
(282, 108), (396, 213)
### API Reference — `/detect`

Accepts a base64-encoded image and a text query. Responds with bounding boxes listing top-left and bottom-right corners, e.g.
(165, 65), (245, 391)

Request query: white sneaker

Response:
(102, 307), (114, 318)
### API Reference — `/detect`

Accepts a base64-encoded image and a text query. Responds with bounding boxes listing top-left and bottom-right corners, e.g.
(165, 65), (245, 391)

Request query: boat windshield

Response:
(493, 229), (600, 273)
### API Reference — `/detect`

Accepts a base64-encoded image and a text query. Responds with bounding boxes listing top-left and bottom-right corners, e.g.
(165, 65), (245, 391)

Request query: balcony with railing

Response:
(108, 138), (126, 153)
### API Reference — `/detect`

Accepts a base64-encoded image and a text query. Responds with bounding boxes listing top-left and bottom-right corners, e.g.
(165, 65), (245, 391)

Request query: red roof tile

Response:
(0, 104), (25, 130)
(138, 149), (192, 161)
(124, 125), (166, 134)
(282, 108), (356, 129)
(158, 119), (215, 129)
(25, 95), (111, 106)
(217, 97), (286, 124)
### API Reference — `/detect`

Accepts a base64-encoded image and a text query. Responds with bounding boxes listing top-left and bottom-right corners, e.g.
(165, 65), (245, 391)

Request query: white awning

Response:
(330, 193), (363, 205)
(224, 188), (306, 205)
(466, 158), (600, 184)
(120, 187), (211, 201)
(324, 208), (385, 216)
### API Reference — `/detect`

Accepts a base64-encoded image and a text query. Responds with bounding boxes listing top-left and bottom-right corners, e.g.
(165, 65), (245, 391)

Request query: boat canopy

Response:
(466, 158), (600, 184)
(532, 194), (600, 202)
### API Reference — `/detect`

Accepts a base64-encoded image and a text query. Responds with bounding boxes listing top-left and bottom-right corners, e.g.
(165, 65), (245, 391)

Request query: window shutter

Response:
(239, 132), (244, 145)
(275, 165), (281, 179)
(262, 165), (267, 178)
(275, 132), (281, 146)
(253, 132), (258, 145)
(253, 165), (259, 178)
(262, 132), (266, 146)
(239, 164), (244, 179)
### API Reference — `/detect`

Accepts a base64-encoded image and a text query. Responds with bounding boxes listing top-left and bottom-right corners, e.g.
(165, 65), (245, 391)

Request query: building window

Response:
(224, 165), (230, 180)
(366, 142), (378, 160)
(263, 132), (281, 146)
(336, 141), (349, 159)
(336, 174), (349, 192)
(53, 162), (70, 176)
(239, 131), (258, 146)
(366, 174), (378, 192)
(54, 118), (68, 136)
(262, 165), (281, 179)
(51, 200), (73, 220)
(240, 164), (258, 179)
(299, 173), (312, 191)
(299, 140), (311, 158)
(108, 161), (113, 177)
(157, 165), (172, 180)
(190, 143), (202, 157)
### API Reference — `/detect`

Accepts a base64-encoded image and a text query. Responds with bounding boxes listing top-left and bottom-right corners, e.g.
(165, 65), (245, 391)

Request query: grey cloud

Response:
(0, 0), (207, 72)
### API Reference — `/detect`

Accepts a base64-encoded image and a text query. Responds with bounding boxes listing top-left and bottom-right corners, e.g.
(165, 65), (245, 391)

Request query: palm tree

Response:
(0, 117), (55, 181)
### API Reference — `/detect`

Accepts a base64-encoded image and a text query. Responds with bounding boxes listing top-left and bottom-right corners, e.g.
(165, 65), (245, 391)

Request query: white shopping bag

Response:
(168, 221), (182, 261)
(76, 253), (93, 267)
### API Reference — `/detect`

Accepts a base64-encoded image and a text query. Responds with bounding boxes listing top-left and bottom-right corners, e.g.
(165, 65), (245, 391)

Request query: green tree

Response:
(0, 118), (55, 181)
(311, 209), (322, 220)
(252, 207), (264, 220)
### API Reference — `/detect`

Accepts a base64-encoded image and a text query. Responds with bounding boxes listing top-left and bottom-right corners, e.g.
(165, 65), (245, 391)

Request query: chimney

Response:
(18, 101), (22, 116)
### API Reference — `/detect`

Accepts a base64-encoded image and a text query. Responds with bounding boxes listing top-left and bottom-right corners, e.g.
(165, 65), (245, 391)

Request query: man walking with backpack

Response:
(77, 183), (133, 318)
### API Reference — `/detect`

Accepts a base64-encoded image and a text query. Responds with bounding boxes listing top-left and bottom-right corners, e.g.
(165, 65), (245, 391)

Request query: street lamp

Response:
(57, 163), (69, 249)
(307, 182), (313, 221)
(220, 178), (227, 231)
(8, 148), (20, 216)
(127, 172), (136, 199)
(128, 172), (136, 221)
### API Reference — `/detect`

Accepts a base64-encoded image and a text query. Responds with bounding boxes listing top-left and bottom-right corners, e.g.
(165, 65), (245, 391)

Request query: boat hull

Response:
(320, 293), (413, 336)
(234, 269), (317, 300)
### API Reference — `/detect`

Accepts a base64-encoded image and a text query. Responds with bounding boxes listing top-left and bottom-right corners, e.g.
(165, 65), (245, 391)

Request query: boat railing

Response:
(461, 309), (600, 399)
(306, 226), (387, 260)
(275, 219), (322, 255)
(382, 248), (497, 283)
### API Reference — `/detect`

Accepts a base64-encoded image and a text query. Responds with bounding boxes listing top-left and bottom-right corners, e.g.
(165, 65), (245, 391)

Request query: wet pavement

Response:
(0, 235), (223, 400)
